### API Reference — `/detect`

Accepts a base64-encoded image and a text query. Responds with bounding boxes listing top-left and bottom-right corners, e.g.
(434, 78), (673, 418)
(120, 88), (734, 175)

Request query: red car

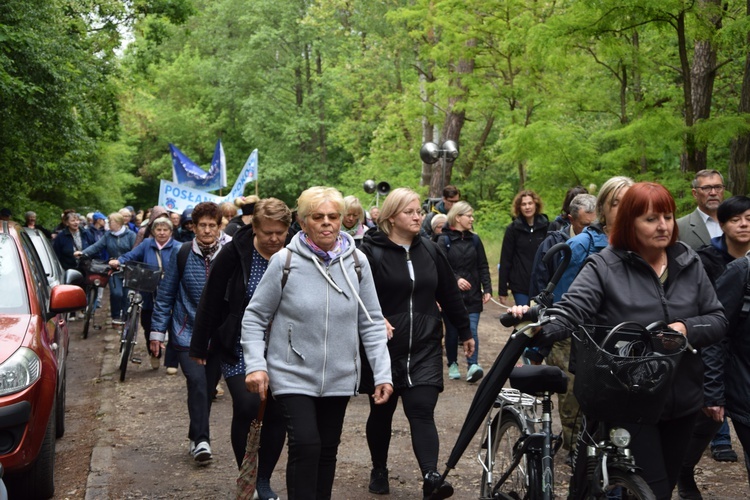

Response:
(0, 221), (85, 498)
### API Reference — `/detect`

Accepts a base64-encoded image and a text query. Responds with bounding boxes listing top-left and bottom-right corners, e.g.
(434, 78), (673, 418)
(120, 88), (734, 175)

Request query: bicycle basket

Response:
(572, 323), (687, 425)
(79, 258), (111, 286)
(80, 258), (111, 276)
(122, 261), (162, 293)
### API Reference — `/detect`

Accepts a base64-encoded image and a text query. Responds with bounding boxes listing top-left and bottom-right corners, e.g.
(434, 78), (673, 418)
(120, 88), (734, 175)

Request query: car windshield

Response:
(0, 234), (30, 314)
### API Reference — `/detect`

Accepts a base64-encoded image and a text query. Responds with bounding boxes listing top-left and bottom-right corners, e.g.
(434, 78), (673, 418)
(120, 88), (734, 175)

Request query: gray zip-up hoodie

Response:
(240, 232), (392, 397)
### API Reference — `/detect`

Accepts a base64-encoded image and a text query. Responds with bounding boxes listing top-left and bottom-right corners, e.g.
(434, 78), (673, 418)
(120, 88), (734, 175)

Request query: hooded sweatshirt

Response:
(240, 231), (392, 397)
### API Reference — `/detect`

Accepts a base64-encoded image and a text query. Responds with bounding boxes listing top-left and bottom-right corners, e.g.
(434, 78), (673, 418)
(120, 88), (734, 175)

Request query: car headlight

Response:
(610, 427), (631, 448)
(0, 348), (41, 396)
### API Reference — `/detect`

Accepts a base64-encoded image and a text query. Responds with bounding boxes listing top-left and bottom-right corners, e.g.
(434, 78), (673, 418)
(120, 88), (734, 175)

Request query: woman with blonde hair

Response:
(440, 201), (492, 383)
(360, 187), (474, 497)
(241, 187), (392, 499)
(75, 212), (136, 321)
(342, 195), (367, 247)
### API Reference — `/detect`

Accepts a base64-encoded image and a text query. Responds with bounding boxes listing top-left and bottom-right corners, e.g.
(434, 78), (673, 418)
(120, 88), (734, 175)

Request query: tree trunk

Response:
(429, 38), (476, 197)
(681, 0), (722, 172)
(729, 0), (750, 196)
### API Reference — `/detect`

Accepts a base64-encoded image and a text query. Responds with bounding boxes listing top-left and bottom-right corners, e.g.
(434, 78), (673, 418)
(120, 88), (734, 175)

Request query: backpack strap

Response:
(281, 249), (292, 290)
(280, 248), (361, 290)
(176, 241), (192, 280)
(352, 250), (362, 281)
(740, 255), (750, 321)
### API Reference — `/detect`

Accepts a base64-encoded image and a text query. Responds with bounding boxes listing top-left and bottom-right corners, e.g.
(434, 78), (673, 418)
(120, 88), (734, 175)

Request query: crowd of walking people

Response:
(4, 169), (750, 499)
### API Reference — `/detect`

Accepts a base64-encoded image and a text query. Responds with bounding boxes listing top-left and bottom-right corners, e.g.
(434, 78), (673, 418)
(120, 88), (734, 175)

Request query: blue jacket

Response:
(117, 237), (180, 311)
(52, 228), (95, 270)
(85, 226), (109, 260)
(557, 223), (609, 294)
(151, 239), (229, 349)
(81, 230), (135, 261)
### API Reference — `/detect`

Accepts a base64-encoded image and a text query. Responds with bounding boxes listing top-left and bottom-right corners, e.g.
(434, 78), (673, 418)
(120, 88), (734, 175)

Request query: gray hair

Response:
(569, 194), (597, 219)
(691, 169), (724, 188)
(24, 211), (36, 220)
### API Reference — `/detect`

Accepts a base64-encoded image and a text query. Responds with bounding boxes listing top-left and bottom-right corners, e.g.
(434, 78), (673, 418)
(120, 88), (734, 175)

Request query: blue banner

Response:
(159, 149), (259, 213)
(170, 140), (226, 191)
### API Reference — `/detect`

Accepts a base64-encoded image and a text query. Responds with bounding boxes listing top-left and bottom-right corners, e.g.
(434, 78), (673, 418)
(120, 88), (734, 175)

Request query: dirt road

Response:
(51, 300), (748, 499)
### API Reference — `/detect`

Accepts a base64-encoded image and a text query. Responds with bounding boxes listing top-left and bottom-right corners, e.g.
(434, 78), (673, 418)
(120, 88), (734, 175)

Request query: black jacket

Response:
(359, 230), (471, 392)
(498, 214), (549, 296)
(437, 228), (492, 313)
(547, 243), (727, 419)
(696, 238), (734, 406)
(715, 256), (750, 425)
(191, 224), (255, 364)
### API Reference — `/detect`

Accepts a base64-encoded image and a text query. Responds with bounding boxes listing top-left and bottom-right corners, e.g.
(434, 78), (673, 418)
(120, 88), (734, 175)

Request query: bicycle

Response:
(78, 257), (112, 339)
(478, 363), (568, 499)
(480, 309), (687, 499)
(115, 261), (161, 382)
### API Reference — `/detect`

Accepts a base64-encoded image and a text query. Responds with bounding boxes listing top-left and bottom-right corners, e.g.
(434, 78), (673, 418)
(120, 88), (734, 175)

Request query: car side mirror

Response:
(49, 285), (87, 314)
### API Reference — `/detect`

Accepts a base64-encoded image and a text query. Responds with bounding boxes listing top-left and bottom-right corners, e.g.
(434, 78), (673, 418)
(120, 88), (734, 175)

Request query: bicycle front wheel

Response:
(481, 410), (529, 500)
(82, 286), (97, 339)
(586, 468), (655, 500)
(118, 308), (139, 382)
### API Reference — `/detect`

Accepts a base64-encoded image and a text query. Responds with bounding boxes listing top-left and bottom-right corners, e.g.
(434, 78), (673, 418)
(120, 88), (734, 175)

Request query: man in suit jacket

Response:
(677, 169), (725, 249)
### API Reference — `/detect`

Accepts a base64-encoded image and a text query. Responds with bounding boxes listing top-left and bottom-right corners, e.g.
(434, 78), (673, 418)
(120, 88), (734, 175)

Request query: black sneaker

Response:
(711, 444), (738, 462)
(423, 470), (453, 500)
(369, 467), (389, 494)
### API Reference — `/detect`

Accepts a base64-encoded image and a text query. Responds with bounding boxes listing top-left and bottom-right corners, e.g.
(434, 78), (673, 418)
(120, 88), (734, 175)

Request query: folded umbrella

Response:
(236, 394), (268, 500)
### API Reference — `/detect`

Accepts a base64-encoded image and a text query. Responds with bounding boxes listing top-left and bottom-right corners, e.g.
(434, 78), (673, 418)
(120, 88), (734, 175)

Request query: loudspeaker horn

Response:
(377, 182), (391, 196)
(363, 180), (376, 194)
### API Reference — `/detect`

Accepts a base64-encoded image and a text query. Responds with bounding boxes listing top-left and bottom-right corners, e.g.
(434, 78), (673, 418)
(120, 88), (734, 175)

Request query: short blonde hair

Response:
(109, 212), (124, 225)
(118, 208), (131, 219)
(296, 186), (345, 220)
(377, 188), (421, 236)
(446, 201), (472, 227)
(151, 217), (173, 231)
(343, 196), (365, 226)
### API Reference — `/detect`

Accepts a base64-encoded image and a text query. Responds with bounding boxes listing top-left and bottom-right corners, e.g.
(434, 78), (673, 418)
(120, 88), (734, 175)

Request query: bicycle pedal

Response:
(131, 356), (143, 364)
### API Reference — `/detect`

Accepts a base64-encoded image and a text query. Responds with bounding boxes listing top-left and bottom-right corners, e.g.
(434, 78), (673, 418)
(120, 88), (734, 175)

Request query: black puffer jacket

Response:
(359, 230), (471, 392)
(547, 243), (727, 419)
(498, 214), (549, 297)
(191, 223), (255, 364)
(437, 228), (492, 313)
(715, 256), (750, 425)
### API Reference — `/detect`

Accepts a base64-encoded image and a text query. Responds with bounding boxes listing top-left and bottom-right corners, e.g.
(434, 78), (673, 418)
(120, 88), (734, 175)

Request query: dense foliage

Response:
(3, 0), (750, 230)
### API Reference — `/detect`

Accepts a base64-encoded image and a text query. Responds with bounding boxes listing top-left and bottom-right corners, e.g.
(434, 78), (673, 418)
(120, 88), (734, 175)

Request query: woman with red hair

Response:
(510, 182), (726, 499)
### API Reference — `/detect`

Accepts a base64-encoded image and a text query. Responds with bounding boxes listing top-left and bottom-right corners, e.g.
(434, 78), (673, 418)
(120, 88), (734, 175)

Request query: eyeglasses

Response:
(197, 222), (218, 230)
(309, 213), (341, 221)
(445, 197), (460, 204)
(401, 209), (421, 217)
(696, 184), (725, 193)
(460, 213), (474, 219)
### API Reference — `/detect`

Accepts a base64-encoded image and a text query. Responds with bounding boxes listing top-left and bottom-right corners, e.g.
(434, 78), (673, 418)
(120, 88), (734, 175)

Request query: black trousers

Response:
(681, 411), (723, 470)
(366, 384), (440, 475)
(626, 411), (700, 500)
(275, 394), (350, 500)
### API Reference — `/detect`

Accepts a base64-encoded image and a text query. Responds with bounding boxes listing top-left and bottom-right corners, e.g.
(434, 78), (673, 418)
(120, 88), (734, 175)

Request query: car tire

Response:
(55, 367), (66, 438)
(8, 405), (56, 499)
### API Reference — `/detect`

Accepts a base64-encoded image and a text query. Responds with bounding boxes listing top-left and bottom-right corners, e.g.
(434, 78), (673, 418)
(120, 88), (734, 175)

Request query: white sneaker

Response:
(192, 441), (212, 463)
(150, 356), (160, 370)
(166, 367), (178, 375)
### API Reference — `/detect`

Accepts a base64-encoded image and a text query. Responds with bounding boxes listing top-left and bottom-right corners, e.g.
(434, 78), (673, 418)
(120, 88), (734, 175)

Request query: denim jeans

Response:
(176, 350), (211, 444)
(109, 275), (127, 320)
(275, 395), (349, 500)
(443, 312), (480, 366)
(710, 417), (732, 448)
(512, 291), (530, 306)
